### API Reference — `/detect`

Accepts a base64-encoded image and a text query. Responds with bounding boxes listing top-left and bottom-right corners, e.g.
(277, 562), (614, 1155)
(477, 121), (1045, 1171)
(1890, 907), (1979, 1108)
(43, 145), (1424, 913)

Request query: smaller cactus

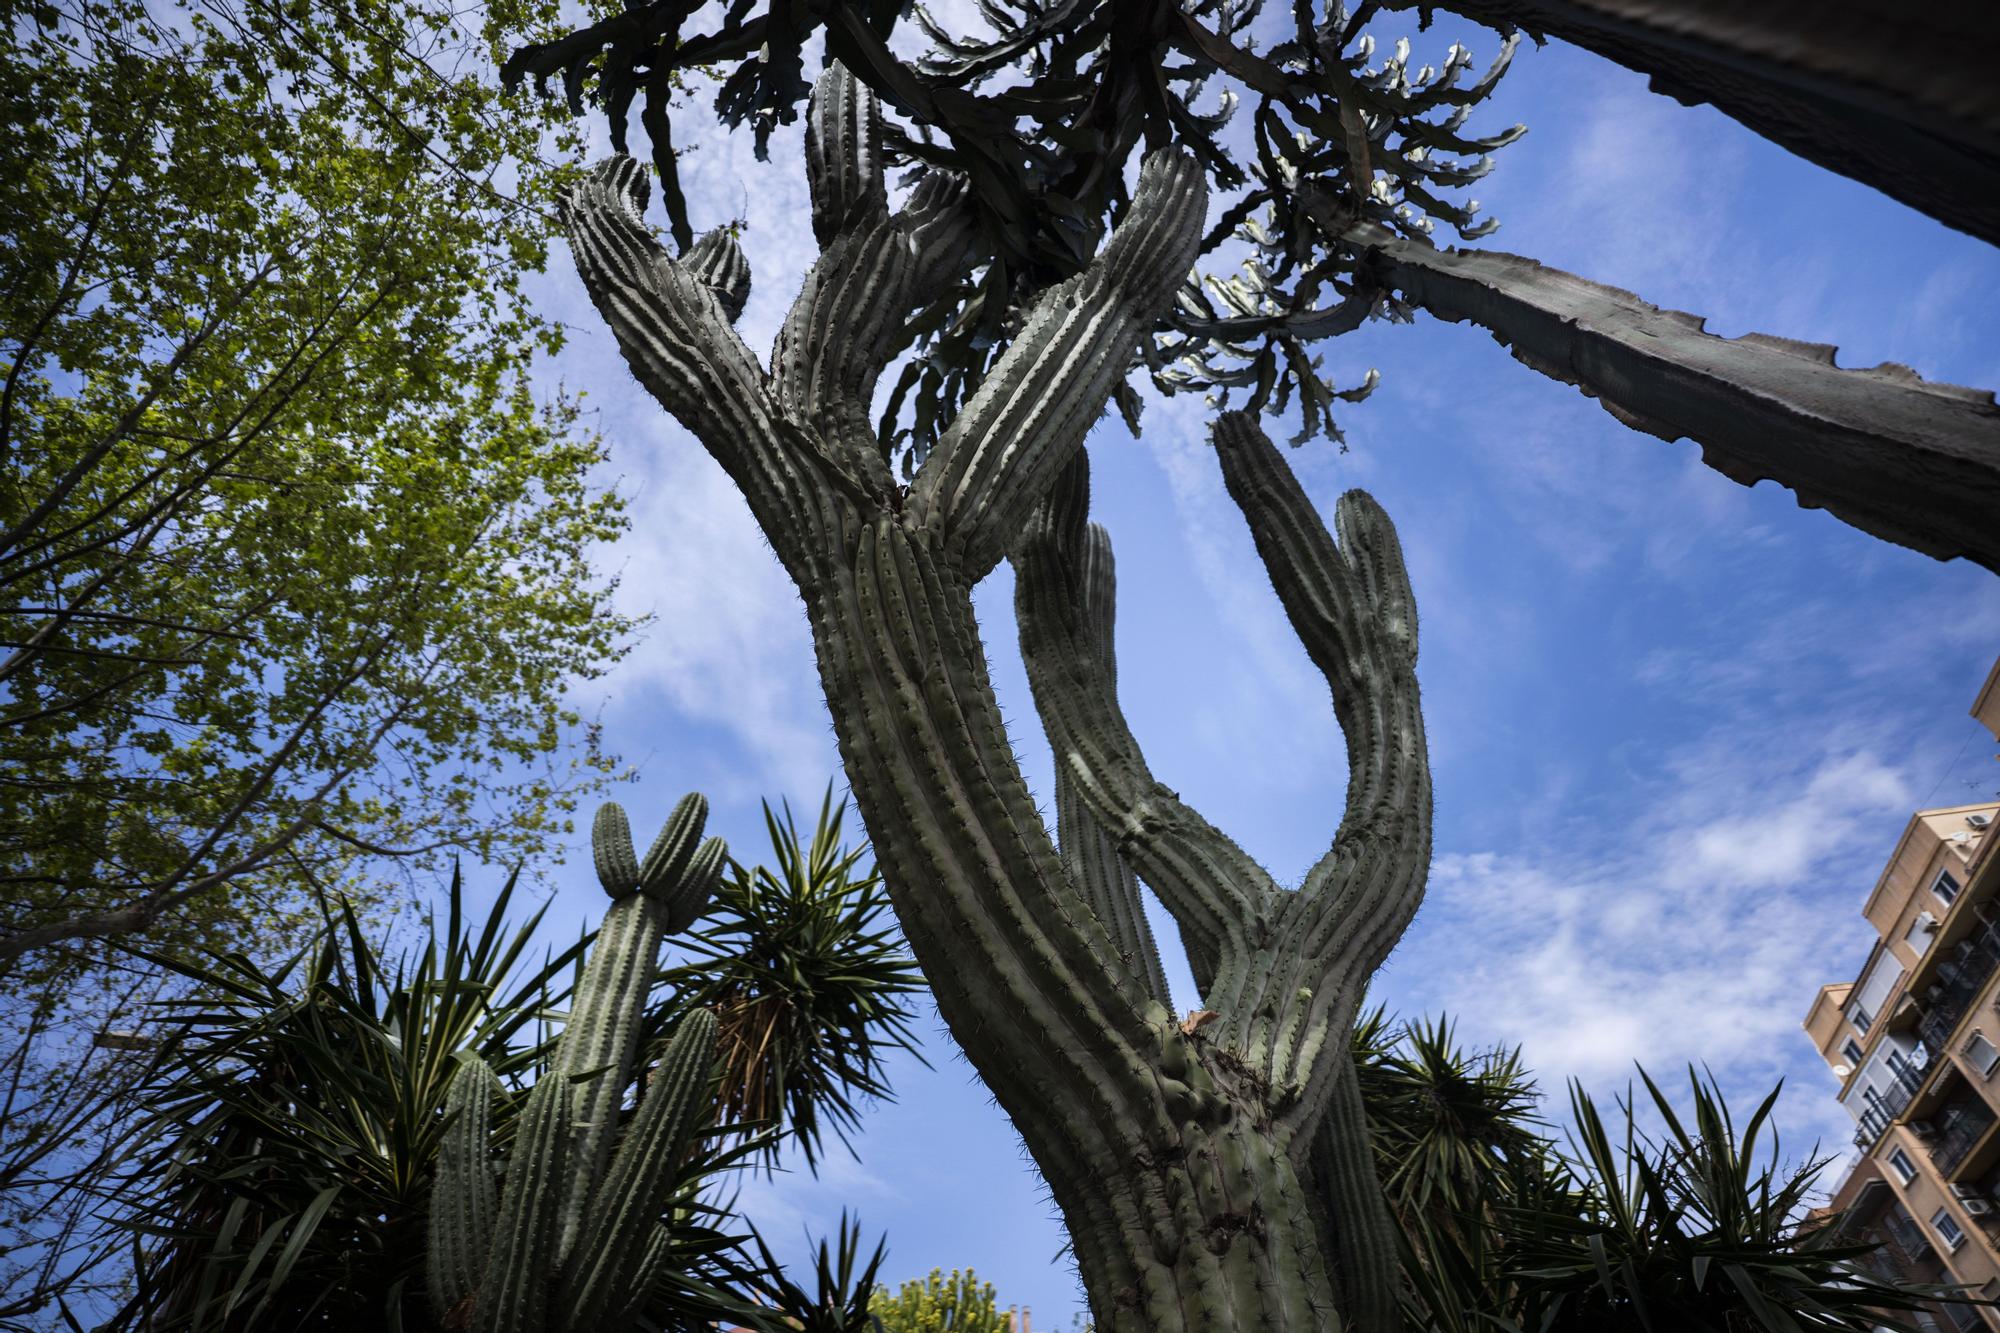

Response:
(429, 795), (725, 1333)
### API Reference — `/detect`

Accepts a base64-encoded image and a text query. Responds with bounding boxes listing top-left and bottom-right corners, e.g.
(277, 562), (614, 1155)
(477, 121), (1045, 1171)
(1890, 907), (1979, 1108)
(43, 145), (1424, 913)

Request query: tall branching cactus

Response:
(562, 62), (1429, 1331)
(427, 795), (725, 1332)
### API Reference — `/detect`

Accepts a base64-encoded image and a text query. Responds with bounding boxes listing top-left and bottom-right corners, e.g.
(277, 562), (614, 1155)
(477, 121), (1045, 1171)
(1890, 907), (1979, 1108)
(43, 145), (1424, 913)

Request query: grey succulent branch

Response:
(1014, 433), (1429, 1129)
(1044, 485), (1176, 1008)
(905, 145), (1208, 581)
(426, 797), (724, 1333)
(776, 67), (980, 498)
(1341, 220), (2000, 572)
(1012, 454), (1277, 989)
(1013, 430), (1426, 1324)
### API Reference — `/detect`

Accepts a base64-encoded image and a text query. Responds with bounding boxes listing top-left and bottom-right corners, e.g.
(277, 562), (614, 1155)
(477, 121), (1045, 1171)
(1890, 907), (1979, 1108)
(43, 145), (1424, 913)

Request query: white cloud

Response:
(1381, 734), (1920, 1164)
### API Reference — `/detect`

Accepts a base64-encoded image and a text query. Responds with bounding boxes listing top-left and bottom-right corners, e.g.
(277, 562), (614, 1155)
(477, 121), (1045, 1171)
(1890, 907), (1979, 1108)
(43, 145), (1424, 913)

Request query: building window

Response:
(1842, 1038), (1865, 1065)
(1849, 1003), (1875, 1035)
(1934, 868), (1963, 905)
(1932, 1207), (1967, 1251)
(1889, 1147), (1919, 1183)
(1966, 1033), (2000, 1078)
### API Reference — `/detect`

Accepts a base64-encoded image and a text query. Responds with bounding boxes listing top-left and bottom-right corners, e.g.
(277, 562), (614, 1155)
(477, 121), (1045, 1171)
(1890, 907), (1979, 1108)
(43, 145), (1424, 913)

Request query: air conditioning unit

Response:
(1952, 831), (1974, 845)
(1951, 1184), (1985, 1201)
(1911, 1120), (1940, 1137)
(1963, 1197), (1996, 1218)
(1969, 813), (1993, 830)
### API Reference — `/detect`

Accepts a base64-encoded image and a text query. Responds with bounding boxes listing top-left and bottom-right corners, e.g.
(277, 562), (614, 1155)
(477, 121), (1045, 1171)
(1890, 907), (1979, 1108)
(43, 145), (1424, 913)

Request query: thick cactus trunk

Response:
(559, 63), (1431, 1331)
(805, 528), (1344, 1329)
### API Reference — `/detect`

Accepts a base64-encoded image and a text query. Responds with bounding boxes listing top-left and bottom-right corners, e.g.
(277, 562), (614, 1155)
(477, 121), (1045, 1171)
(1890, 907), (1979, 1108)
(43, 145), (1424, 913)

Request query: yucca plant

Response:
(750, 1212), (891, 1333)
(97, 864), (591, 1330)
(660, 791), (925, 1171)
(1363, 1027), (1967, 1333)
(92, 787), (917, 1333)
(1485, 1071), (1958, 1333)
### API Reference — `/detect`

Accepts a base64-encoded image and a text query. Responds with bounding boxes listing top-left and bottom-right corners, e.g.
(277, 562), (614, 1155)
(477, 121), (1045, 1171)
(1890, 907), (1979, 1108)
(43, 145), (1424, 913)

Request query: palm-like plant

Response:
(1487, 1072), (1953, 1333)
(1357, 1017), (1961, 1333)
(90, 790), (922, 1332)
(98, 867), (590, 1330)
(660, 791), (926, 1171)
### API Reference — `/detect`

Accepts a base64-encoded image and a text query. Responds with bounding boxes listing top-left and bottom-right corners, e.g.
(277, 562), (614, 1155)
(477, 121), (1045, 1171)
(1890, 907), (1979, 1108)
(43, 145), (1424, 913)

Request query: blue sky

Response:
(515, 16), (2000, 1324)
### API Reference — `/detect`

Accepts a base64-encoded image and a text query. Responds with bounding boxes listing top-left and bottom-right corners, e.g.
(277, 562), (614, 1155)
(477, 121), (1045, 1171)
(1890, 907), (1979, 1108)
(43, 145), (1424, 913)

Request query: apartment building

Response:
(1804, 656), (2000, 1331)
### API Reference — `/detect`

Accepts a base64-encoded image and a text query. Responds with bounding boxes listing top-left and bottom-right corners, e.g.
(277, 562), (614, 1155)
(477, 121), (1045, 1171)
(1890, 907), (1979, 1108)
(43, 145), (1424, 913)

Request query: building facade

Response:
(1804, 657), (2000, 1330)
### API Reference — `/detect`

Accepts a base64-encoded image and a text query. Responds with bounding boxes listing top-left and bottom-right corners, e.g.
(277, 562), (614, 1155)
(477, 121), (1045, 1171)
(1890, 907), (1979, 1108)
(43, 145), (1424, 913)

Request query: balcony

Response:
(1882, 1210), (1936, 1268)
(1917, 925), (2000, 1056)
(1928, 1098), (1999, 1176)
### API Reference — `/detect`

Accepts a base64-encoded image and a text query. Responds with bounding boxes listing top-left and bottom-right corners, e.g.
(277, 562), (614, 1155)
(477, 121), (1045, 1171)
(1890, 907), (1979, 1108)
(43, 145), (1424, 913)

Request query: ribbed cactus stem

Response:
(658, 835), (725, 934)
(638, 792), (706, 896)
(560, 58), (1436, 1330)
(558, 797), (723, 1262)
(562, 1008), (720, 1326)
(429, 1055), (501, 1318)
(473, 1071), (571, 1333)
(593, 803), (641, 898)
(427, 797), (729, 1333)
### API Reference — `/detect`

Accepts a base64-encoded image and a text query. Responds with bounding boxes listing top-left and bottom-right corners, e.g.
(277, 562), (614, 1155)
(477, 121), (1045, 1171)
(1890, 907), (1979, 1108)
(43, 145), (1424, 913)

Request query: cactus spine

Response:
(562, 62), (1429, 1332)
(427, 796), (725, 1333)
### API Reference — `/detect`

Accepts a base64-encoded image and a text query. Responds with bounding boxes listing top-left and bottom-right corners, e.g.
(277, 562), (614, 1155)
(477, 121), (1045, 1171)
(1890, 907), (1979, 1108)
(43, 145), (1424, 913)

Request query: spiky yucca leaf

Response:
(660, 789), (924, 1171)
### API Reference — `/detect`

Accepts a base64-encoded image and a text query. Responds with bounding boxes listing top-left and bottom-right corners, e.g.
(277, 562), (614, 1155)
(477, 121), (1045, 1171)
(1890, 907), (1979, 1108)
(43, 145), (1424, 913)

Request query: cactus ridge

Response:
(638, 791), (707, 895)
(561, 1008), (720, 1325)
(592, 802), (641, 898)
(557, 889), (672, 1258)
(429, 796), (726, 1331)
(428, 1055), (501, 1317)
(662, 835), (726, 933)
(473, 1072), (571, 1333)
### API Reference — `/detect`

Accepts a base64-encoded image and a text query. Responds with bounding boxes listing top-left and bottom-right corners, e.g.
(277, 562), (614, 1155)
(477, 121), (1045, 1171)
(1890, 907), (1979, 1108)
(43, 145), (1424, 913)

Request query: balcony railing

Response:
(1929, 1098), (1999, 1176)
(1917, 925), (2000, 1056)
(1883, 1211), (1934, 1266)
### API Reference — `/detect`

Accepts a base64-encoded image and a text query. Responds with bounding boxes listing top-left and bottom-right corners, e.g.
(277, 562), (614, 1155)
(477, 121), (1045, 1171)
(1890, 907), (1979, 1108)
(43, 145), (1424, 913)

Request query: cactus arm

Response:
(609, 1226), (674, 1328)
(428, 1055), (501, 1319)
(805, 59), (889, 250)
(1304, 1051), (1406, 1333)
(558, 801), (723, 1260)
(561, 158), (832, 572)
(554, 889), (673, 1257)
(473, 1072), (571, 1333)
(1040, 469), (1174, 1006)
(1056, 777), (1174, 1009)
(635, 791), (704, 893)
(1206, 414), (1429, 1144)
(775, 65), (979, 498)
(1011, 454), (1273, 997)
(905, 147), (1207, 582)
(1345, 219), (2000, 572)
(681, 228), (751, 323)
(562, 1010), (719, 1328)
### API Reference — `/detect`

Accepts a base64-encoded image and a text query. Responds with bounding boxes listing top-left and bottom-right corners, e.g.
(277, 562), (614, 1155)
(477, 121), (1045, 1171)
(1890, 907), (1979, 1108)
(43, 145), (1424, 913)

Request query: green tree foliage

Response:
(0, 0), (634, 986)
(869, 1267), (1010, 1333)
